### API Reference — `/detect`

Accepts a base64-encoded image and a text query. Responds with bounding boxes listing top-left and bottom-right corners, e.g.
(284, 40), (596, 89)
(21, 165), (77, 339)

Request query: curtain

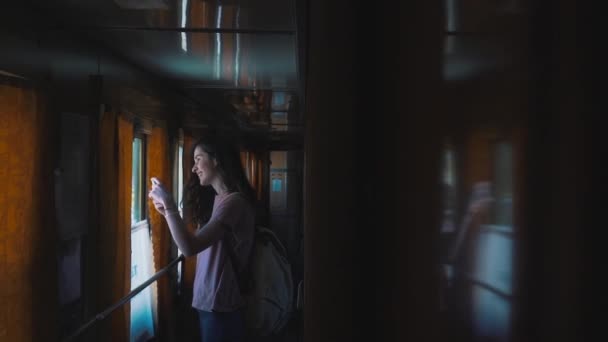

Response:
(219, 5), (236, 80)
(180, 135), (198, 289)
(190, 0), (213, 62)
(146, 124), (174, 341)
(464, 129), (493, 194)
(96, 111), (132, 341)
(0, 82), (58, 341)
(240, 149), (270, 225)
(237, 29), (250, 87)
(176, 133), (201, 340)
(240, 150), (268, 201)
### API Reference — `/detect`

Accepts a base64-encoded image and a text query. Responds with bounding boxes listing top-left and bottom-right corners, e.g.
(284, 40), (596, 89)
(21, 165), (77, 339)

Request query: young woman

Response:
(148, 134), (256, 342)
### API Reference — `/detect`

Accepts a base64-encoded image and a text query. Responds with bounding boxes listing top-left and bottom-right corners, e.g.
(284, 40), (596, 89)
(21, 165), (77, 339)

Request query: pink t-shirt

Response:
(192, 192), (255, 312)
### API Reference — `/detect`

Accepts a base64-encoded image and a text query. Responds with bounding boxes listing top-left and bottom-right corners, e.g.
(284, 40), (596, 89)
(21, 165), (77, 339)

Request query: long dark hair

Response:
(182, 133), (256, 226)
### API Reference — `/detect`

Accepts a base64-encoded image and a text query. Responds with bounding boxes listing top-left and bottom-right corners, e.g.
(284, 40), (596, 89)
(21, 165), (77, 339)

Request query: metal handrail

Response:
(62, 254), (186, 342)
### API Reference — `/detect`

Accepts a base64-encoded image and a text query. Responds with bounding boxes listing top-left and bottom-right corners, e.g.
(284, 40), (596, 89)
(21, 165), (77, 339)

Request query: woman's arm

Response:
(164, 211), (225, 257)
(149, 177), (224, 257)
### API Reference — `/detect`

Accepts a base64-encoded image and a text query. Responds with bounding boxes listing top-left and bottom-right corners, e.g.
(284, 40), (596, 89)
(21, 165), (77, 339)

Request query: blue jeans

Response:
(198, 310), (245, 342)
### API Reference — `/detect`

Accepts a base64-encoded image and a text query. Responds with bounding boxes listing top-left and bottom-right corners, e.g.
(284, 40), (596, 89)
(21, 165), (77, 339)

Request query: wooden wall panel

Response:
(0, 83), (58, 341)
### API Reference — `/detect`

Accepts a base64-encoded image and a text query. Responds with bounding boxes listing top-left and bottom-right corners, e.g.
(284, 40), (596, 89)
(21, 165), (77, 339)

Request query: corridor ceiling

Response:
(6, 0), (302, 141)
(3, 0), (529, 137)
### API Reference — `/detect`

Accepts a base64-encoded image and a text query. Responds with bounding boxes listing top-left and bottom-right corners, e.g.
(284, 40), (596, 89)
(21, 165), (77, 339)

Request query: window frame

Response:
(130, 129), (156, 341)
(131, 132), (148, 229)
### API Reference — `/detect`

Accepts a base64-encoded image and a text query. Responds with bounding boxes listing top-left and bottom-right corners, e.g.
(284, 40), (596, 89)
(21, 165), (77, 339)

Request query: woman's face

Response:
(192, 145), (218, 186)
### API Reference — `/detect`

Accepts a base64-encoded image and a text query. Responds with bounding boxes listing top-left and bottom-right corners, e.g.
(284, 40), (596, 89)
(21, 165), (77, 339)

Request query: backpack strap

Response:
(256, 227), (288, 260)
(223, 227), (255, 294)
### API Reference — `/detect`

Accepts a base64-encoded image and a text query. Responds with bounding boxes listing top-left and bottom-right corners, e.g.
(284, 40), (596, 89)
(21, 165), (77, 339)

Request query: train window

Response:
(171, 130), (185, 219)
(270, 151), (288, 211)
(131, 137), (145, 225)
(271, 92), (292, 131)
(271, 92), (288, 110)
(172, 138), (185, 286)
(130, 135), (155, 341)
(130, 223), (155, 341)
(177, 144), (184, 218)
(271, 112), (288, 131)
(272, 178), (283, 192)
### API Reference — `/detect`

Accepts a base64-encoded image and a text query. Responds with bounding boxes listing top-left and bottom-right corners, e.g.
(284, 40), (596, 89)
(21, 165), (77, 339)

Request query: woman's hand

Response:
(148, 177), (178, 217)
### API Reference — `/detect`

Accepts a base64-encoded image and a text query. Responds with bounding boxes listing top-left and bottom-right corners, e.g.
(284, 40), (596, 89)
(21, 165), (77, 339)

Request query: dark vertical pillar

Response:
(372, 2), (444, 340)
(303, 1), (443, 341)
(303, 0), (357, 341)
(82, 74), (103, 342)
(522, 0), (602, 341)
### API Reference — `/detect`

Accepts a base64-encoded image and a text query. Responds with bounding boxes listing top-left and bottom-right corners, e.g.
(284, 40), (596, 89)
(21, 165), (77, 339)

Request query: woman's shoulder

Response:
(220, 192), (253, 207)
(221, 193), (255, 222)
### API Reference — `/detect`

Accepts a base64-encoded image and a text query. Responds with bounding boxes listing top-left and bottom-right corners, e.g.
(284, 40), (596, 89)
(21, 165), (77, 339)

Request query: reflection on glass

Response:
(271, 111), (288, 131)
(494, 142), (513, 226)
(215, 5), (223, 79)
(272, 92), (286, 109)
(445, 0), (457, 31)
(131, 138), (143, 225)
(470, 142), (514, 341)
(473, 228), (513, 294)
(439, 138), (515, 341)
(472, 286), (510, 340)
(178, 144), (184, 217)
(177, 144), (184, 283)
(270, 92), (295, 131)
(234, 6), (241, 86)
(130, 137), (154, 341)
(272, 178), (282, 192)
(441, 146), (457, 233)
(181, 0), (189, 52)
(130, 226), (155, 342)
(270, 151), (288, 211)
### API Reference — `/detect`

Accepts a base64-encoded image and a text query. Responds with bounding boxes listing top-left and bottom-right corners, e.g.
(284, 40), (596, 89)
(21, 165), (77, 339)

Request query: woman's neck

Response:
(211, 177), (230, 196)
